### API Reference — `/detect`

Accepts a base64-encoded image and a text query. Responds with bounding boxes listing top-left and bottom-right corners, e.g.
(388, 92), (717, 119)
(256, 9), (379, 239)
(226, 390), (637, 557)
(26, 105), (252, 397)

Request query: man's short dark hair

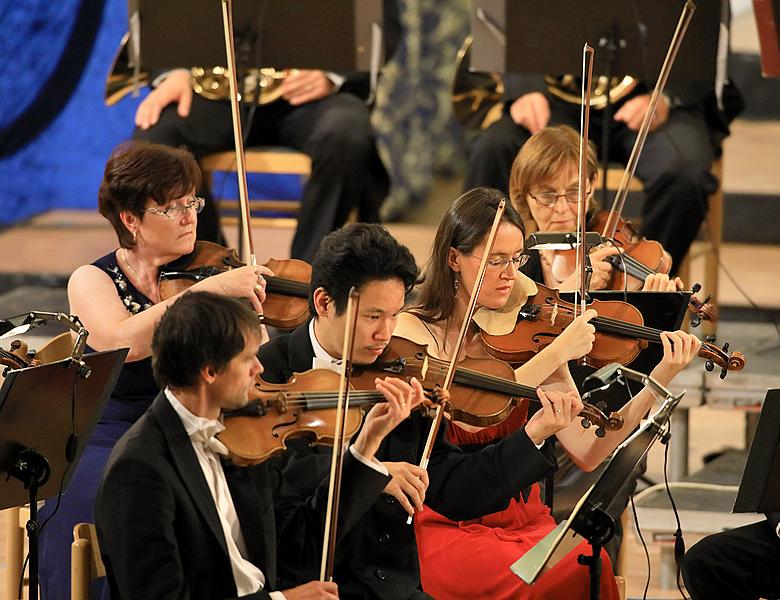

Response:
(309, 223), (420, 316)
(152, 292), (261, 389)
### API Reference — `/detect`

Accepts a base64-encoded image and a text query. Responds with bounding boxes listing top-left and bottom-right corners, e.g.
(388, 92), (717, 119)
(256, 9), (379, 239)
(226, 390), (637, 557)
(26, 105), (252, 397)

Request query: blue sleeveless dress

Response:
(38, 252), (159, 599)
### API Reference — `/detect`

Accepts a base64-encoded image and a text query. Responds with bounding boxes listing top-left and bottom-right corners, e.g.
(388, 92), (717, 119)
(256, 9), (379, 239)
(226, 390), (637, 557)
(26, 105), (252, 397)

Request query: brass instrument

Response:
(104, 34), (288, 107)
(452, 37), (638, 132)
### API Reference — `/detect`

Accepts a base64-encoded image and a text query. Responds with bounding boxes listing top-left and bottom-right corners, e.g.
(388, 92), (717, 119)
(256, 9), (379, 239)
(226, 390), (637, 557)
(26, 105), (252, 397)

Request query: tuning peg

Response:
(704, 335), (716, 344)
(580, 418), (592, 429)
(595, 427), (606, 438)
(722, 342), (730, 354)
(691, 314), (701, 328)
(596, 401), (608, 412)
(705, 360), (714, 372)
(720, 368), (727, 380)
(691, 283), (702, 294)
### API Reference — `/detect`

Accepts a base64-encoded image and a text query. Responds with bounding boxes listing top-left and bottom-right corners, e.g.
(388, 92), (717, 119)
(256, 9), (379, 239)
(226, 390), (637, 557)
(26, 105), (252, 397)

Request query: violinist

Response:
(38, 141), (272, 599)
(259, 223), (580, 600)
(96, 291), (418, 599)
(409, 188), (702, 599)
(509, 125), (681, 293)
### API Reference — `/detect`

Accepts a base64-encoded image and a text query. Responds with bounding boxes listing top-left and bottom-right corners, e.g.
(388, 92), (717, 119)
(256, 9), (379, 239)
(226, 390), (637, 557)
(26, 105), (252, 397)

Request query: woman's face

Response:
(526, 162), (591, 233)
(128, 192), (199, 259)
(449, 222), (525, 310)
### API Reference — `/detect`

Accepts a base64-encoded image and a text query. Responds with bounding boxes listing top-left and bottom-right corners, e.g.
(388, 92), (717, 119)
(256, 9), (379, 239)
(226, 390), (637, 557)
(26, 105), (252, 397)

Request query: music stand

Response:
(0, 349), (127, 600)
(511, 376), (685, 599)
(733, 389), (780, 513)
(130, 0), (383, 71)
(469, 0), (721, 202)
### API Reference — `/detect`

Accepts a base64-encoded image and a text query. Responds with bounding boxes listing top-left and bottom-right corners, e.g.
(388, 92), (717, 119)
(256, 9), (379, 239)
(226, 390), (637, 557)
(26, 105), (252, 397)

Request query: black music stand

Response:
(0, 349), (127, 600)
(511, 375), (685, 599)
(130, 0), (383, 71)
(733, 389), (780, 513)
(469, 0), (721, 203)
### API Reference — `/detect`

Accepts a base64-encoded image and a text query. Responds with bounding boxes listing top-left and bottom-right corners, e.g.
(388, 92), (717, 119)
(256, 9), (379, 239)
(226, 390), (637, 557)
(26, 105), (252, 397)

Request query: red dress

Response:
(415, 403), (620, 600)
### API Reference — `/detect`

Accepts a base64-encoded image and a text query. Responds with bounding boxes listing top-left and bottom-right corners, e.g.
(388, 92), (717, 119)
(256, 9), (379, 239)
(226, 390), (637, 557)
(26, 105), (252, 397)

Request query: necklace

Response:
(121, 249), (159, 302)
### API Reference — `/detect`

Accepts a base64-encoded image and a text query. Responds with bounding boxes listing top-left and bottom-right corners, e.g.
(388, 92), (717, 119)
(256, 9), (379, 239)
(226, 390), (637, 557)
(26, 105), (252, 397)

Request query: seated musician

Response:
(682, 513), (780, 600)
(96, 291), (420, 599)
(409, 187), (701, 599)
(38, 140), (272, 599)
(463, 70), (735, 272)
(509, 124), (682, 292)
(259, 222), (584, 599)
(132, 0), (401, 259)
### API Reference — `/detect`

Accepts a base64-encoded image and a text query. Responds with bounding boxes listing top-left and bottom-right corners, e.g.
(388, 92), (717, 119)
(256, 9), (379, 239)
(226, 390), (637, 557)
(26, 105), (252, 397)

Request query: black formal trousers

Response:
(96, 393), (389, 600)
(135, 92), (388, 262)
(682, 519), (780, 600)
(464, 99), (718, 273)
(258, 322), (557, 600)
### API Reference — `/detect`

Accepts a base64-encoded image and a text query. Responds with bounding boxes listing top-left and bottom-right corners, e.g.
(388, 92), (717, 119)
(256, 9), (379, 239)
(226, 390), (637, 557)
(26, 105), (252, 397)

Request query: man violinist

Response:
(259, 223), (587, 599)
(95, 291), (421, 599)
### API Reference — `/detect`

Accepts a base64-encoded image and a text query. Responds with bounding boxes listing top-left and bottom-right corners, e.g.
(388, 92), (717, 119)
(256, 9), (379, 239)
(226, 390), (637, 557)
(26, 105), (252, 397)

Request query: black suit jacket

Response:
(96, 393), (390, 600)
(259, 321), (556, 600)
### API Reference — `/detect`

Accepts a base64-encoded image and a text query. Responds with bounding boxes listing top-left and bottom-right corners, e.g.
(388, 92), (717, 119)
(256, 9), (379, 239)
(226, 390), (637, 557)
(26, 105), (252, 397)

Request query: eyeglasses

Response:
(143, 196), (205, 220)
(528, 189), (592, 207)
(467, 253), (530, 271)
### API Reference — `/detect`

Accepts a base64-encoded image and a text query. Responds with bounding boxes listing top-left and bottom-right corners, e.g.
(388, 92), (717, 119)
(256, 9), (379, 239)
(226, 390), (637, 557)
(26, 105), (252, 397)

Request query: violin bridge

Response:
(420, 354), (429, 380)
(550, 303), (559, 326)
(274, 394), (288, 414)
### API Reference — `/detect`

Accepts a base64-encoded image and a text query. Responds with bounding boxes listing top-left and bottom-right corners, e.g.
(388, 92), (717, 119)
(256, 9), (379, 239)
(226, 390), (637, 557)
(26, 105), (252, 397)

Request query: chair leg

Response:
(71, 539), (91, 600)
(3, 507), (24, 600)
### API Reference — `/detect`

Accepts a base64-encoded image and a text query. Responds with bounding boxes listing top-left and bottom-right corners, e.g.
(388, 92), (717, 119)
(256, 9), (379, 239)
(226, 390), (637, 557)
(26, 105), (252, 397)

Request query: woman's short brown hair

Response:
(508, 125), (599, 233)
(98, 141), (201, 248)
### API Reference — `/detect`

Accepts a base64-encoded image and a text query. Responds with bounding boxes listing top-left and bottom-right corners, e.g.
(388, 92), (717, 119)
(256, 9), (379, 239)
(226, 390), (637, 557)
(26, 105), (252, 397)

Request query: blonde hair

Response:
(508, 125), (599, 234)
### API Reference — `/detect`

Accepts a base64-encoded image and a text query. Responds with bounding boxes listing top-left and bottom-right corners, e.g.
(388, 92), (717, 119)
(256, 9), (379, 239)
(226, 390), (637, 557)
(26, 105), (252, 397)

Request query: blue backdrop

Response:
(0, 0), (143, 226)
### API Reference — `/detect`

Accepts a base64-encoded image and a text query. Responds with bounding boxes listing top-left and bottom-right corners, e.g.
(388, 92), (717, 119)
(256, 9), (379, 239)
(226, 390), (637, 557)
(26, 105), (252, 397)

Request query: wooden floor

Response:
(1, 116), (779, 599)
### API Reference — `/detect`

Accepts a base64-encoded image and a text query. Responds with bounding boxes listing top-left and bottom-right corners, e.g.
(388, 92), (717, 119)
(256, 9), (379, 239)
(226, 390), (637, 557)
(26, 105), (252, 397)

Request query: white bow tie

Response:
(190, 423), (229, 457)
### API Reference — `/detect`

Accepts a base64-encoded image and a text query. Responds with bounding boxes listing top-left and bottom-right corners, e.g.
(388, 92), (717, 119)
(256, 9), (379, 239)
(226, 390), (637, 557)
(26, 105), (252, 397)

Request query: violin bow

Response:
(575, 44), (595, 321)
(600, 0), (696, 241)
(407, 199), (507, 525)
(320, 288), (360, 581)
(220, 0), (256, 266)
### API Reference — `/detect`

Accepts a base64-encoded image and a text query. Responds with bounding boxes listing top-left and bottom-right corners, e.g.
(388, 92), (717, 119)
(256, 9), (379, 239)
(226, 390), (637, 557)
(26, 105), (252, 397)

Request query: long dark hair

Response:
(410, 187), (525, 323)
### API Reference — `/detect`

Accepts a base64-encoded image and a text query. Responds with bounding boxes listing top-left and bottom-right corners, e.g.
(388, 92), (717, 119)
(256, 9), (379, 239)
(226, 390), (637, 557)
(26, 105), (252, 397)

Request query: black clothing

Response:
(96, 393), (390, 600)
(682, 517), (780, 600)
(259, 322), (557, 600)
(135, 92), (388, 261)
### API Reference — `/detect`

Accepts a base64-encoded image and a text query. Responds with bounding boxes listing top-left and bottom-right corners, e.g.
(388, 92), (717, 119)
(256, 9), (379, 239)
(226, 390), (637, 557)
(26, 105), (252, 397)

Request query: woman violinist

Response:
(38, 141), (271, 599)
(509, 124), (681, 293)
(405, 188), (701, 599)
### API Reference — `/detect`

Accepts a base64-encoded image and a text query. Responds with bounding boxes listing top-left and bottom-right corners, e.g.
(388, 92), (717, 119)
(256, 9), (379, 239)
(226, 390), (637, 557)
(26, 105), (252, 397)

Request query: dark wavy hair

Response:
(98, 141), (201, 248)
(309, 223), (420, 316)
(152, 292), (261, 389)
(410, 187), (525, 323)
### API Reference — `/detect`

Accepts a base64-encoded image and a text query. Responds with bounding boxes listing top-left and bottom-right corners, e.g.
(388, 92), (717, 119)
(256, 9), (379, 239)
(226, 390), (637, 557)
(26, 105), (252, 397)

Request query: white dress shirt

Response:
(165, 388), (286, 600)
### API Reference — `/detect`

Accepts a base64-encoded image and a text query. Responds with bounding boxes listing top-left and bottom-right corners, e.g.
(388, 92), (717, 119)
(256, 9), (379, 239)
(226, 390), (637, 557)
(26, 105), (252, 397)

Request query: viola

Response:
(158, 240), (311, 330)
(350, 337), (624, 436)
(589, 211), (718, 326)
(480, 283), (745, 378)
(217, 368), (443, 466)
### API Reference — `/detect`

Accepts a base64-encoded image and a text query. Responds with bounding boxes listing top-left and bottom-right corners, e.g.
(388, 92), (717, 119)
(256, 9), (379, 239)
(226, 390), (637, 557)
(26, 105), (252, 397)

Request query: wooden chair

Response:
(200, 147), (312, 230)
(71, 523), (105, 600)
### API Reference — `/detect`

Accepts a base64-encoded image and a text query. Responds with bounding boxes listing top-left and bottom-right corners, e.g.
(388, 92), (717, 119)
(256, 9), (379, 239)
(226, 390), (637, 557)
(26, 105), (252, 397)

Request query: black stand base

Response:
(574, 506), (616, 600)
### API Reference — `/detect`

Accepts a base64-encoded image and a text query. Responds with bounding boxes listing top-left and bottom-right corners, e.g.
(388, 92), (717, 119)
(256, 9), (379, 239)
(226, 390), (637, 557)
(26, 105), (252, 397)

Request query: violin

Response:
(158, 240), (312, 330)
(481, 283), (745, 378)
(217, 368), (443, 466)
(589, 210), (718, 326)
(0, 339), (35, 372)
(351, 337), (624, 436)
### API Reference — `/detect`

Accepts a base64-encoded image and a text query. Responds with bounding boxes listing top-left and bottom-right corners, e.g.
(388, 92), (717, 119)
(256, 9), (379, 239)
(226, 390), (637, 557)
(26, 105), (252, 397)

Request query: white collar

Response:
(164, 387), (225, 438)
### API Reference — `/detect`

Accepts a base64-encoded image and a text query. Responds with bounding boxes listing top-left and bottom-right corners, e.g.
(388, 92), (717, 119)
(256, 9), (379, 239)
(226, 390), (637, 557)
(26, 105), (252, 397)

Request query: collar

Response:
(308, 319), (342, 369)
(165, 387), (226, 441)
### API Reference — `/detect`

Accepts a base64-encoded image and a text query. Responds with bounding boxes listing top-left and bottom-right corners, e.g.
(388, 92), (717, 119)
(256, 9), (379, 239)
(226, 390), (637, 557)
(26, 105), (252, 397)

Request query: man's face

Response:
(210, 330), (264, 412)
(317, 278), (406, 364)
